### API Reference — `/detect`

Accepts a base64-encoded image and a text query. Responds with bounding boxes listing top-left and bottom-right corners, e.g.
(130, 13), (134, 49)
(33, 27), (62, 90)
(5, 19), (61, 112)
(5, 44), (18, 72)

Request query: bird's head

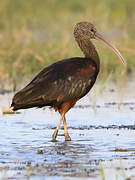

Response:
(74, 22), (126, 66)
(74, 22), (96, 40)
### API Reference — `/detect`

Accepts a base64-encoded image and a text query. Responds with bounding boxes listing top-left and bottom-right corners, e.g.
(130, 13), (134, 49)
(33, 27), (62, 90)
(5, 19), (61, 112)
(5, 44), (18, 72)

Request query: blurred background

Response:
(0, 0), (135, 88)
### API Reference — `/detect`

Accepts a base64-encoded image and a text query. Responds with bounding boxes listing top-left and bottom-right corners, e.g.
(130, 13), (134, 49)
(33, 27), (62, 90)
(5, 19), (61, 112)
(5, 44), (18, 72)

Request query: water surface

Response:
(0, 84), (135, 180)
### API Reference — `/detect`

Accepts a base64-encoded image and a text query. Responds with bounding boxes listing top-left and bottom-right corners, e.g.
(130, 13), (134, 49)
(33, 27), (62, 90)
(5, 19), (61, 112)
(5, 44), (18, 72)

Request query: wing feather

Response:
(11, 57), (98, 110)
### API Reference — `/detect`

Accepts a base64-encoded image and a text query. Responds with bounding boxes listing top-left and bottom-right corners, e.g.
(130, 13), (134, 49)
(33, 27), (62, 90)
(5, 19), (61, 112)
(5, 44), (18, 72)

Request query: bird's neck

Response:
(76, 38), (100, 69)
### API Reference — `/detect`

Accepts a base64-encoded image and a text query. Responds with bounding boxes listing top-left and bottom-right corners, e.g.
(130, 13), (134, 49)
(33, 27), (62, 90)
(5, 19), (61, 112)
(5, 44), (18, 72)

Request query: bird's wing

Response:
(12, 57), (98, 108)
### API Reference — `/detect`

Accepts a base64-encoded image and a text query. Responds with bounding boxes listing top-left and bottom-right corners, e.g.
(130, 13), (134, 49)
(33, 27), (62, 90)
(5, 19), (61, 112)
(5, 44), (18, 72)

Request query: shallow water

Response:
(0, 84), (135, 180)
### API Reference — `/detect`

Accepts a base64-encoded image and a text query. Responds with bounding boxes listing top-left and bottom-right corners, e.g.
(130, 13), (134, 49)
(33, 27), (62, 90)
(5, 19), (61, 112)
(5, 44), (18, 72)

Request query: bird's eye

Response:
(91, 29), (94, 32)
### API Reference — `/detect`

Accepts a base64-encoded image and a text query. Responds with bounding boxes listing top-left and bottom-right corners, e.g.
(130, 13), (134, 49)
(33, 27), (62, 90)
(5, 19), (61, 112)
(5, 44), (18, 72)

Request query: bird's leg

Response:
(63, 114), (71, 141)
(52, 116), (62, 142)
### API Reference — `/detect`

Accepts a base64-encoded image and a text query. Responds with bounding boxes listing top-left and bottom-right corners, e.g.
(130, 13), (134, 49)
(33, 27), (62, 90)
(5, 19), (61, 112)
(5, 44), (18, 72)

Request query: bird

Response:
(10, 22), (126, 141)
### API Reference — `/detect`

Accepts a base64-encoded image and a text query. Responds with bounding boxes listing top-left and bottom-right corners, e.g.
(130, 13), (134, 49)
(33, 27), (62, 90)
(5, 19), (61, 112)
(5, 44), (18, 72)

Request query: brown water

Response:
(0, 82), (135, 180)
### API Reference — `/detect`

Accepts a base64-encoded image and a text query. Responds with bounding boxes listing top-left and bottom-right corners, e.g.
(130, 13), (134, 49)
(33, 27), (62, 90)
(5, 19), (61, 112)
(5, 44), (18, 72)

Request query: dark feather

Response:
(11, 57), (98, 110)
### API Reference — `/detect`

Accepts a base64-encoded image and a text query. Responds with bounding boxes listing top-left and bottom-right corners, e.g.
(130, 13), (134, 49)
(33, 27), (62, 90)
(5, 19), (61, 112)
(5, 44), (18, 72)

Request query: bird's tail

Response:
(11, 90), (46, 111)
(10, 101), (21, 111)
(10, 101), (32, 111)
(10, 88), (31, 111)
(10, 79), (50, 111)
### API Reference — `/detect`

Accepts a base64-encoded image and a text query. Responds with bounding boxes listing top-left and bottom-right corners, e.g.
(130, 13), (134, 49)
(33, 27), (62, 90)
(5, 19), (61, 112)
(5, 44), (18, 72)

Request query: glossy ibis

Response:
(11, 22), (126, 141)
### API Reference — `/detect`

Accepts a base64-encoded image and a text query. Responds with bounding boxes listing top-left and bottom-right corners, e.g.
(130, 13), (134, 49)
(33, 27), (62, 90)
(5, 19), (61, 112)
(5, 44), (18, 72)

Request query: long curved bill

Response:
(95, 32), (126, 66)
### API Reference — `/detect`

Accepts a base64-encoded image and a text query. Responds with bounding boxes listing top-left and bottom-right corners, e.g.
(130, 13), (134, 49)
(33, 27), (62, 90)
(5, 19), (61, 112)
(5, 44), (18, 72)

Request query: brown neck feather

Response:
(75, 38), (100, 69)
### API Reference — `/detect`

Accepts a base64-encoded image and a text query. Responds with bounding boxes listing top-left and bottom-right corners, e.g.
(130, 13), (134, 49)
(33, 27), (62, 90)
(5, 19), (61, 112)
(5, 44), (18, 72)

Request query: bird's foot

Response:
(51, 138), (57, 142)
(52, 131), (58, 142)
(65, 134), (71, 141)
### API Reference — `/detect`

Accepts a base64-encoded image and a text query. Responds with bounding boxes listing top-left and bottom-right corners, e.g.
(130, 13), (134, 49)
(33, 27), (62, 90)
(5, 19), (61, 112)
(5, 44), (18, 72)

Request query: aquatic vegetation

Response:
(0, 0), (134, 87)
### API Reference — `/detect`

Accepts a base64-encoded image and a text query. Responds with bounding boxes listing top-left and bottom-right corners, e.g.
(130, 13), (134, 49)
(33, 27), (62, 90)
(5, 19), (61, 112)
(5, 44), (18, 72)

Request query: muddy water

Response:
(0, 83), (135, 180)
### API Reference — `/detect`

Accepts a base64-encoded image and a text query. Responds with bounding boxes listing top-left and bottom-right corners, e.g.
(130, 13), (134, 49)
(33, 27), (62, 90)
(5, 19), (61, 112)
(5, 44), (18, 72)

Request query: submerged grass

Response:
(0, 0), (135, 87)
(99, 161), (105, 180)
